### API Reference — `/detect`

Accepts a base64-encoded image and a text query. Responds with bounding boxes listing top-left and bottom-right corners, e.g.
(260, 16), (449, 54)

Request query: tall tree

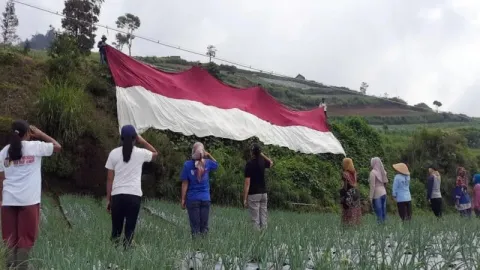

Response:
(433, 100), (443, 113)
(115, 13), (141, 56)
(113, 32), (129, 51)
(61, 0), (104, 55)
(206, 45), (217, 62)
(1, 0), (19, 45)
(359, 82), (369, 95)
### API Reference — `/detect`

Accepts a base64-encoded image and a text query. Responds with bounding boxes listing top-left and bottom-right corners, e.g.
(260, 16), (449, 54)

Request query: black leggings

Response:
(111, 194), (141, 248)
(430, 198), (442, 217)
(397, 201), (412, 221)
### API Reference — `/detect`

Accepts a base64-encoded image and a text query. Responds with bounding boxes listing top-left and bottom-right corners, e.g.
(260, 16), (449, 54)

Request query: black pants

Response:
(111, 194), (141, 248)
(430, 198), (442, 217)
(397, 201), (412, 221)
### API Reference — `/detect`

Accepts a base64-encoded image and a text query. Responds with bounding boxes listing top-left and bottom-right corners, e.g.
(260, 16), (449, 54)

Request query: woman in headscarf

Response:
(392, 163), (412, 221)
(426, 165), (442, 218)
(369, 157), (388, 223)
(472, 173), (480, 217)
(340, 158), (362, 226)
(454, 167), (472, 217)
(180, 142), (218, 237)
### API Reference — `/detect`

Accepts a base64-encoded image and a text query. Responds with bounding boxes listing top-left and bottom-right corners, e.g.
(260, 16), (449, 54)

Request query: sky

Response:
(5, 0), (480, 116)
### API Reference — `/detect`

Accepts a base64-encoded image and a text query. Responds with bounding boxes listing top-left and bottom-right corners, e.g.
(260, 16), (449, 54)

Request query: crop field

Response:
(6, 195), (480, 269)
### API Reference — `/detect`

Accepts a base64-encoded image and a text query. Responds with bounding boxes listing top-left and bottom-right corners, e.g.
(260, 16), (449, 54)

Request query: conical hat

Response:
(393, 163), (410, 175)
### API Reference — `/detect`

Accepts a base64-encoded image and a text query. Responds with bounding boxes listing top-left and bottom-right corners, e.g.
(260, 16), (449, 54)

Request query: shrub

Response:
(85, 78), (111, 97)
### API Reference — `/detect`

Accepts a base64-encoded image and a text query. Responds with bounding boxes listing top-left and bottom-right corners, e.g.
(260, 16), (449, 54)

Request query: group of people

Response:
(4, 119), (480, 268)
(340, 156), (480, 226)
(0, 121), (274, 269)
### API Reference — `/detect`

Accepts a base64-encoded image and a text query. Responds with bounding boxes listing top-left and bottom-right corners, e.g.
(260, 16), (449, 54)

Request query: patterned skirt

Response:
(341, 206), (362, 226)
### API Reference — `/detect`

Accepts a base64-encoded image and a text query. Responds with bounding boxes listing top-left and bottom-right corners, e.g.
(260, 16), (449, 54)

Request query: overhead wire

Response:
(12, 0), (431, 111)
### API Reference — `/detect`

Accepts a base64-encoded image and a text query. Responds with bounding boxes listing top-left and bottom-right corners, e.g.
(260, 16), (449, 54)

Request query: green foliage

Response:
(43, 152), (75, 178)
(35, 80), (91, 145)
(1, 0), (19, 44)
(204, 62), (221, 79)
(85, 77), (111, 97)
(61, 0), (104, 55)
(414, 102), (432, 111)
(0, 49), (20, 65)
(115, 13), (141, 56)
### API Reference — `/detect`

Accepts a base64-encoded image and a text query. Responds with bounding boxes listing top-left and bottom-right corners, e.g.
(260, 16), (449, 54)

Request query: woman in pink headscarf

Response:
(369, 157), (388, 223)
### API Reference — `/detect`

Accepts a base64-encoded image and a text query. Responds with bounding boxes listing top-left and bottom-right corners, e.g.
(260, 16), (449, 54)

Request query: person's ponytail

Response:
(122, 136), (134, 162)
(8, 120), (29, 162)
(8, 131), (23, 161)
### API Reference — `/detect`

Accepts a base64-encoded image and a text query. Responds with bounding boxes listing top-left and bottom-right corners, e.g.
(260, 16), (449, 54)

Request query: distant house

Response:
(296, 74), (306, 80)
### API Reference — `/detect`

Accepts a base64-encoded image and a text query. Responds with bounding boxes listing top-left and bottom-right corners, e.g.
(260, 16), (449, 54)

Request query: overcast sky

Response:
(6, 0), (480, 116)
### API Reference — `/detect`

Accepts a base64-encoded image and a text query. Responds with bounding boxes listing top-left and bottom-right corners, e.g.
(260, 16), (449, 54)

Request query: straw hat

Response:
(393, 163), (410, 175)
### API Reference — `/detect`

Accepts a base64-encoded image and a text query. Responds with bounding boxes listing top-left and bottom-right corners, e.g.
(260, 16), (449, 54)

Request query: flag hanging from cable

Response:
(105, 46), (345, 155)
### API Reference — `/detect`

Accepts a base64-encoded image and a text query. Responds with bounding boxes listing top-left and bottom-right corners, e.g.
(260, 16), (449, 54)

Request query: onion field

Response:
(8, 195), (480, 269)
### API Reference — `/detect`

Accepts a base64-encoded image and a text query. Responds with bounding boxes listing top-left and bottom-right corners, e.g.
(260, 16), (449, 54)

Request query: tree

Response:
(115, 13), (141, 56)
(61, 0), (104, 55)
(433, 100), (443, 112)
(206, 45), (217, 62)
(113, 32), (129, 51)
(20, 27), (56, 50)
(1, 0), (19, 45)
(359, 82), (369, 95)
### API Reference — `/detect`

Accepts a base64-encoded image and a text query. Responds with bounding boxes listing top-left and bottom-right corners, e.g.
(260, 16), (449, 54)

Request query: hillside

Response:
(137, 56), (472, 126)
(0, 46), (479, 214)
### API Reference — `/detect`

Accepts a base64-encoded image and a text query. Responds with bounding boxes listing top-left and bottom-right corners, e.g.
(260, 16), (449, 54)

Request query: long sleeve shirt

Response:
(369, 171), (387, 200)
(427, 175), (442, 200)
(392, 174), (411, 202)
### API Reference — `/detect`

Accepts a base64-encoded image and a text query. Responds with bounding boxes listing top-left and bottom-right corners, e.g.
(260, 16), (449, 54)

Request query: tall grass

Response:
(35, 80), (91, 144)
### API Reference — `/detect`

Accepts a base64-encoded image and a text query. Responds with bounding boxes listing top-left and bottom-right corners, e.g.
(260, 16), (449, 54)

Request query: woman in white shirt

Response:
(0, 120), (61, 270)
(105, 125), (158, 249)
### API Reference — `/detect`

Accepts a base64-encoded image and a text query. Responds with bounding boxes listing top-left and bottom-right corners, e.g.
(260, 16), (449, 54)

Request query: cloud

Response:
(3, 0), (480, 116)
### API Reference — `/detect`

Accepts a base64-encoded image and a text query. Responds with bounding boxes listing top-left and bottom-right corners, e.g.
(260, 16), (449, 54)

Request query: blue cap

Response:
(121, 125), (137, 139)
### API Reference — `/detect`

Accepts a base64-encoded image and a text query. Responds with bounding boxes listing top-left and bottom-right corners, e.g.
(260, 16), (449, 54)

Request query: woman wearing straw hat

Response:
(392, 163), (412, 221)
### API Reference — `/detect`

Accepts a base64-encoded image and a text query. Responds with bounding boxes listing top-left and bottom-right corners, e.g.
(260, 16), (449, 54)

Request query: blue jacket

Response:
(392, 174), (411, 202)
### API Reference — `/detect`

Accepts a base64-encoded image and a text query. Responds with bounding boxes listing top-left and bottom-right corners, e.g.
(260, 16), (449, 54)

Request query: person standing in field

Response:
(369, 157), (388, 224)
(392, 163), (412, 221)
(105, 125), (158, 249)
(454, 167), (472, 217)
(181, 142), (218, 238)
(243, 144), (273, 230)
(340, 158), (362, 226)
(426, 165), (442, 218)
(0, 120), (61, 270)
(472, 173), (480, 217)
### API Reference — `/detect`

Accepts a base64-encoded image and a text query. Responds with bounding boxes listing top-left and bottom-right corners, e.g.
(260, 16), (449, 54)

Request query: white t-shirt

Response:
(319, 102), (327, 111)
(0, 141), (54, 206)
(105, 146), (153, 197)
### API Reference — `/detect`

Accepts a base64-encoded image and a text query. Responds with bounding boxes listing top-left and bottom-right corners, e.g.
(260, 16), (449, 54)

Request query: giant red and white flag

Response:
(106, 46), (345, 155)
